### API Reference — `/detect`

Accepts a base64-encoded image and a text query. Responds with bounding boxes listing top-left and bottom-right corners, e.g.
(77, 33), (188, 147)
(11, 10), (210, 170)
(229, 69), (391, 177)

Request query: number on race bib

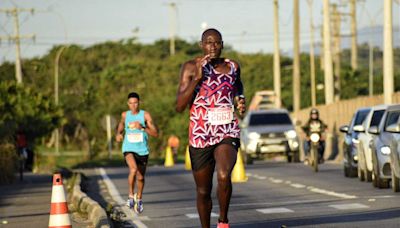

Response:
(208, 107), (234, 125)
(127, 133), (144, 143)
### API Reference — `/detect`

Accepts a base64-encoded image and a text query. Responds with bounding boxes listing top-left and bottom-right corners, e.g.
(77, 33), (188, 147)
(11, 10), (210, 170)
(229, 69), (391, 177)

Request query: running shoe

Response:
(126, 197), (134, 209)
(134, 199), (144, 214)
(217, 222), (230, 228)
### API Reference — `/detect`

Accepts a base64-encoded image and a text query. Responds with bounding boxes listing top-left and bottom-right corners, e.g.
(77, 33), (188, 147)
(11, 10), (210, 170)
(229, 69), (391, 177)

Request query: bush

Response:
(0, 143), (17, 184)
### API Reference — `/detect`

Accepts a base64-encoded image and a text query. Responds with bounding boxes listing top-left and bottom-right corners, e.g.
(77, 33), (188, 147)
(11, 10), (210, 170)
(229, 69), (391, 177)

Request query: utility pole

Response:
(168, 2), (177, 56)
(293, 0), (301, 111)
(54, 45), (68, 155)
(0, 8), (35, 84)
(350, 0), (358, 70)
(369, 38), (374, 96)
(273, 0), (282, 108)
(331, 4), (341, 102)
(307, 0), (316, 107)
(362, 4), (383, 97)
(320, 25), (324, 71)
(383, 0), (393, 104)
(323, 0), (334, 104)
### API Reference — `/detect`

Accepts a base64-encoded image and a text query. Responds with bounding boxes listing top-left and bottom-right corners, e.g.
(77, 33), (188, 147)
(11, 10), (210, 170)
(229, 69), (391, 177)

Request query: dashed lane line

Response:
(329, 203), (370, 210)
(247, 172), (358, 199)
(307, 186), (357, 199)
(256, 207), (294, 214)
(186, 212), (218, 219)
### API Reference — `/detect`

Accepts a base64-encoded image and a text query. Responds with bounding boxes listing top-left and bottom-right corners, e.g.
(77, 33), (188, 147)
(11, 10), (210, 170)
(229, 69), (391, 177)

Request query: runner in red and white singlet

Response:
(189, 58), (241, 148)
(176, 28), (246, 228)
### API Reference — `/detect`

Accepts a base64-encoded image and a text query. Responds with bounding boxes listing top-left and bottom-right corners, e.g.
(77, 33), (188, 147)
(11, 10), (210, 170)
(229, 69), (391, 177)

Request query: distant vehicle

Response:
(379, 105), (400, 192)
(308, 130), (322, 172)
(340, 107), (371, 177)
(368, 104), (400, 189)
(248, 90), (278, 111)
(240, 109), (300, 164)
(355, 105), (387, 182)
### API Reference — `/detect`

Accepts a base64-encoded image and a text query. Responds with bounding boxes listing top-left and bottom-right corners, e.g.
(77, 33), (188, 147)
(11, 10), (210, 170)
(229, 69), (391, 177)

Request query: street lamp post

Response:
(54, 45), (68, 155)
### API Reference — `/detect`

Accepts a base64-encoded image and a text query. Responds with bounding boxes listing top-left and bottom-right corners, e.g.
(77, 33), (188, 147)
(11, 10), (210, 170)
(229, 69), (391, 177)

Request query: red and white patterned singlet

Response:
(189, 59), (241, 148)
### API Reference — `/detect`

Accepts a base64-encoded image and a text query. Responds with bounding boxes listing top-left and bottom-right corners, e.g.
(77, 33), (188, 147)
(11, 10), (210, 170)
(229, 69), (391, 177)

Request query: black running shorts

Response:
(124, 152), (149, 167)
(189, 137), (240, 171)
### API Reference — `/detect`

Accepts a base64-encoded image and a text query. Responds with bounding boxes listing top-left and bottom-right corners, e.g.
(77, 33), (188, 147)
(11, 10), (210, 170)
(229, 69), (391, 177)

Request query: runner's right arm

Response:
(176, 56), (209, 113)
(115, 112), (126, 142)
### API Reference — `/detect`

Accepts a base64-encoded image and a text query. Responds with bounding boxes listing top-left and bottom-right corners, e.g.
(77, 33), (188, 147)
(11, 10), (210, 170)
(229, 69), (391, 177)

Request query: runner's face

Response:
(201, 32), (223, 59)
(127, 98), (139, 112)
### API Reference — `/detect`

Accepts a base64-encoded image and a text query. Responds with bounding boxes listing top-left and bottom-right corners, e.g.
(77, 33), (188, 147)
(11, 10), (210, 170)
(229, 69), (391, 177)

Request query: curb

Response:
(68, 173), (111, 228)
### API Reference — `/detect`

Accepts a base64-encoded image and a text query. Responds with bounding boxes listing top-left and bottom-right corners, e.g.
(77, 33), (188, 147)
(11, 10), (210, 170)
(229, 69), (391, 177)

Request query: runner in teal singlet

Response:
(116, 92), (158, 214)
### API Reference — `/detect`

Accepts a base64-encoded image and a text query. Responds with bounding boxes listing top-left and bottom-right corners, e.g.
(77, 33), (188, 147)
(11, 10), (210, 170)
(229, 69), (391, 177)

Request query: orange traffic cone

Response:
(48, 173), (71, 228)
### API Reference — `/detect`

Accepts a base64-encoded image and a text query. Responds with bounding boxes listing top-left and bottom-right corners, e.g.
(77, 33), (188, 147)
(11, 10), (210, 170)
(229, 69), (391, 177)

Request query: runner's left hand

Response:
(235, 96), (246, 117)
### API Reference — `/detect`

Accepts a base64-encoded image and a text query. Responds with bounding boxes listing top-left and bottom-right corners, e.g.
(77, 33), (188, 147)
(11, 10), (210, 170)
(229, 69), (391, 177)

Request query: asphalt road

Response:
(96, 161), (400, 228)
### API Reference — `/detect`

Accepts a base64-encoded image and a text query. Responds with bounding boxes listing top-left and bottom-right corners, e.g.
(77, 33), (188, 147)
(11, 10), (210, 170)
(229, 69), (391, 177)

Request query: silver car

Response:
(368, 105), (400, 188)
(355, 105), (387, 182)
(378, 105), (400, 192)
(240, 109), (300, 164)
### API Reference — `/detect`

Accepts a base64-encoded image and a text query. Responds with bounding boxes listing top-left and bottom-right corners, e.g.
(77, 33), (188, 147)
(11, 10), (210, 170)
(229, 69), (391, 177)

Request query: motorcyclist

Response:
(302, 108), (328, 163)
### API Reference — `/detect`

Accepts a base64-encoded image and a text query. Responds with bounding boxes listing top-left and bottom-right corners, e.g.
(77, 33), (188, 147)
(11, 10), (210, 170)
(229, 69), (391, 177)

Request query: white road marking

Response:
(253, 174), (267, 180)
(249, 171), (359, 199)
(97, 168), (149, 227)
(307, 186), (357, 199)
(290, 183), (306, 188)
(171, 199), (330, 211)
(269, 177), (283, 183)
(329, 203), (369, 210)
(256, 207), (294, 214)
(186, 212), (218, 219)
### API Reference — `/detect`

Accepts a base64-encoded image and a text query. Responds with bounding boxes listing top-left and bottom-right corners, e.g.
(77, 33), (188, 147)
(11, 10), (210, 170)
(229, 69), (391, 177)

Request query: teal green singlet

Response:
(122, 110), (149, 155)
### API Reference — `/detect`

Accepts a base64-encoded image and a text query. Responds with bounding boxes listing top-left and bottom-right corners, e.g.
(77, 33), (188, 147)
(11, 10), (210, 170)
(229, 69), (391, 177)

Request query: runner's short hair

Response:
(201, 28), (222, 41)
(128, 92), (140, 100)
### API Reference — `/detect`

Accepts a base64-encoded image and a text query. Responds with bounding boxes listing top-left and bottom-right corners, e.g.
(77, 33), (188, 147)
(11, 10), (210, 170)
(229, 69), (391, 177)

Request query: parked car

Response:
(389, 139), (400, 192)
(340, 107), (371, 177)
(355, 105), (387, 182)
(382, 106), (400, 192)
(368, 105), (400, 188)
(240, 109), (300, 164)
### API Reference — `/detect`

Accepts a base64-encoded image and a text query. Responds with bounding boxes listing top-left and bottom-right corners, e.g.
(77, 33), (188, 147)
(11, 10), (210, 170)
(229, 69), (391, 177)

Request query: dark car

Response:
(240, 109), (300, 164)
(340, 107), (371, 177)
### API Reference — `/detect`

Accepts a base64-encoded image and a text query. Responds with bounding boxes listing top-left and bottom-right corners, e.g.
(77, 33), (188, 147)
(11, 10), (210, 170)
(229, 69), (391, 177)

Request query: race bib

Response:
(127, 133), (143, 143)
(208, 106), (234, 125)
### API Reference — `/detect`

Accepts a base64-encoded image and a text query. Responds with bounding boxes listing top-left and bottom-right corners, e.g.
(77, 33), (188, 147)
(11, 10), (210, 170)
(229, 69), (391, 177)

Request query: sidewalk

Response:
(0, 172), (90, 228)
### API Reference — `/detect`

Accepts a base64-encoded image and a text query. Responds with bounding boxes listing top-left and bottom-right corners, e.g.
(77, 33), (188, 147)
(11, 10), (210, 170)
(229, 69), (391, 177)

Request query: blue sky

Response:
(0, 0), (397, 62)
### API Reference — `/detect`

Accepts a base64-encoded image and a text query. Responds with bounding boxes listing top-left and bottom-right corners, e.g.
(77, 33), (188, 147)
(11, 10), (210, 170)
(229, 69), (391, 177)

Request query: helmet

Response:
(310, 108), (319, 119)
(310, 108), (319, 115)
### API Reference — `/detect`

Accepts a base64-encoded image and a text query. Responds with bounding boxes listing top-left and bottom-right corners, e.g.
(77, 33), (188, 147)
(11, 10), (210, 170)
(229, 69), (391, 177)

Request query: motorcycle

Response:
(309, 132), (321, 172)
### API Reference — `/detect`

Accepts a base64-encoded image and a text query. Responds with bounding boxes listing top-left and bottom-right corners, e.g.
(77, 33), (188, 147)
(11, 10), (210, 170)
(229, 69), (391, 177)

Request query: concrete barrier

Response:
(67, 173), (110, 228)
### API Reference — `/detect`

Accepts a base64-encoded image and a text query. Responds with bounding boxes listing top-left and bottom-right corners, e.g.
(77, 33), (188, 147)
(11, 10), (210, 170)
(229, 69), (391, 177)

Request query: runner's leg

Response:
(135, 161), (147, 199)
(125, 153), (138, 197)
(214, 144), (237, 223)
(192, 163), (215, 228)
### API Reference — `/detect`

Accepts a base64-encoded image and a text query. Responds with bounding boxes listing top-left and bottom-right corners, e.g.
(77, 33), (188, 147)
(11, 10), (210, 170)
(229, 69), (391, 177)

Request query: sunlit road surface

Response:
(98, 161), (400, 228)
